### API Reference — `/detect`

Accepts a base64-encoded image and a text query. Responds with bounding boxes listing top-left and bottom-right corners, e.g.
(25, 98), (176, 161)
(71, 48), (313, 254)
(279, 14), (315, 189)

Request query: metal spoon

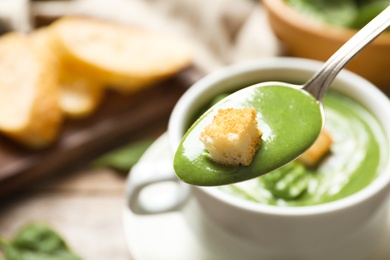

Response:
(303, 5), (390, 101)
(174, 6), (390, 186)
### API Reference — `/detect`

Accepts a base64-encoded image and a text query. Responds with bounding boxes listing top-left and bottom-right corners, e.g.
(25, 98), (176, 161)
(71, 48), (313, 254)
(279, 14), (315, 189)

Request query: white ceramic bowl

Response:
(167, 57), (390, 260)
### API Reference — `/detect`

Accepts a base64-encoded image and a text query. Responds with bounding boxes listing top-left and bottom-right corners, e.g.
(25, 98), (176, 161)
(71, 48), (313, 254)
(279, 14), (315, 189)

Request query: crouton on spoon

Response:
(173, 6), (390, 186)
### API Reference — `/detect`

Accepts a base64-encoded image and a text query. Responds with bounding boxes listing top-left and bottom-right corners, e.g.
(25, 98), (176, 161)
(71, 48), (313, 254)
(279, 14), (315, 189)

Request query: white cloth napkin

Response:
(0, 0), (31, 32)
(32, 0), (282, 74)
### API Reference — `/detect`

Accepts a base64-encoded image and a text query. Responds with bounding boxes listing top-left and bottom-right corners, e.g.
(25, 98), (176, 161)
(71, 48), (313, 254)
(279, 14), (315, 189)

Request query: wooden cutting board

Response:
(0, 67), (202, 198)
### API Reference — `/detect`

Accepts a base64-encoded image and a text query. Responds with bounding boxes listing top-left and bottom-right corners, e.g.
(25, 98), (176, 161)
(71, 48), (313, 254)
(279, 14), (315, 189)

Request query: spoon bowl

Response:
(174, 81), (323, 186)
(174, 6), (390, 186)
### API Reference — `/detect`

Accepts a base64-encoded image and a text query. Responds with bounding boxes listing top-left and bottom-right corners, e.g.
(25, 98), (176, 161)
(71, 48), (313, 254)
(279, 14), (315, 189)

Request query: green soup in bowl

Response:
(214, 90), (387, 206)
(167, 59), (390, 259)
(127, 58), (390, 259)
(186, 88), (387, 206)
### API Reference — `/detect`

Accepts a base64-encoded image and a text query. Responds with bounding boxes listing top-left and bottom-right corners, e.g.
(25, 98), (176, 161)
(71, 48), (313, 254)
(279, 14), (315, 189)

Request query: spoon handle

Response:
(303, 5), (390, 101)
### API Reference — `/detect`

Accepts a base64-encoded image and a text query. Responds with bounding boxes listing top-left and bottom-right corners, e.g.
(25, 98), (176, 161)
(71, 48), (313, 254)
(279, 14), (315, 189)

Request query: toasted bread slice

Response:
(49, 16), (193, 92)
(29, 27), (59, 67)
(58, 69), (104, 118)
(298, 130), (333, 167)
(200, 108), (262, 166)
(0, 32), (62, 148)
(30, 28), (104, 118)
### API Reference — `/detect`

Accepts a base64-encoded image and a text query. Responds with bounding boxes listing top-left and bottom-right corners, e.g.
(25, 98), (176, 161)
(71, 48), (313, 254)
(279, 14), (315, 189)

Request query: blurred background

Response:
(0, 1), (280, 259)
(0, 0), (389, 259)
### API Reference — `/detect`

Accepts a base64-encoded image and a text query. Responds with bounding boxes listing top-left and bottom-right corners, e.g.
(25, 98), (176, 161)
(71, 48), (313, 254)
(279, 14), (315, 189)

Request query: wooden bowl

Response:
(262, 0), (390, 89)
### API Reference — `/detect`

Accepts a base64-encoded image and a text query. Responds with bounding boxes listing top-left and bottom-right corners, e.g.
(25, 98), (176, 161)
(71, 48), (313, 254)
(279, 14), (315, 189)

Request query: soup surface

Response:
(219, 91), (387, 206)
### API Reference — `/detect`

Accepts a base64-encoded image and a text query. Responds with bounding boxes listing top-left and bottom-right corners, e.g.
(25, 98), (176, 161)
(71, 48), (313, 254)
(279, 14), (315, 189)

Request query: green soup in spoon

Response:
(174, 84), (322, 186)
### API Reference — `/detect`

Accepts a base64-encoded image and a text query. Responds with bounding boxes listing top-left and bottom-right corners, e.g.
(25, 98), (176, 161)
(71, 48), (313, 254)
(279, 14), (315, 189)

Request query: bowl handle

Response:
(126, 161), (190, 215)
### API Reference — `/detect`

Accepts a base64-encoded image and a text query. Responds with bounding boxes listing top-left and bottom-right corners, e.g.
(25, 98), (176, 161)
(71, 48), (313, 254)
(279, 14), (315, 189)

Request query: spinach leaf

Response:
(93, 139), (153, 172)
(286, 0), (390, 29)
(352, 1), (390, 29)
(0, 223), (81, 260)
(287, 0), (359, 27)
(0, 238), (22, 260)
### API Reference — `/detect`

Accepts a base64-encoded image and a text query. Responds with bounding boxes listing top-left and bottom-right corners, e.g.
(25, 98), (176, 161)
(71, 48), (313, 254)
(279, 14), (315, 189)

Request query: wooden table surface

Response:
(0, 66), (194, 260)
(0, 123), (168, 260)
(3, 2), (390, 256)
(0, 69), (196, 260)
(0, 168), (130, 260)
(0, 32), (200, 257)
